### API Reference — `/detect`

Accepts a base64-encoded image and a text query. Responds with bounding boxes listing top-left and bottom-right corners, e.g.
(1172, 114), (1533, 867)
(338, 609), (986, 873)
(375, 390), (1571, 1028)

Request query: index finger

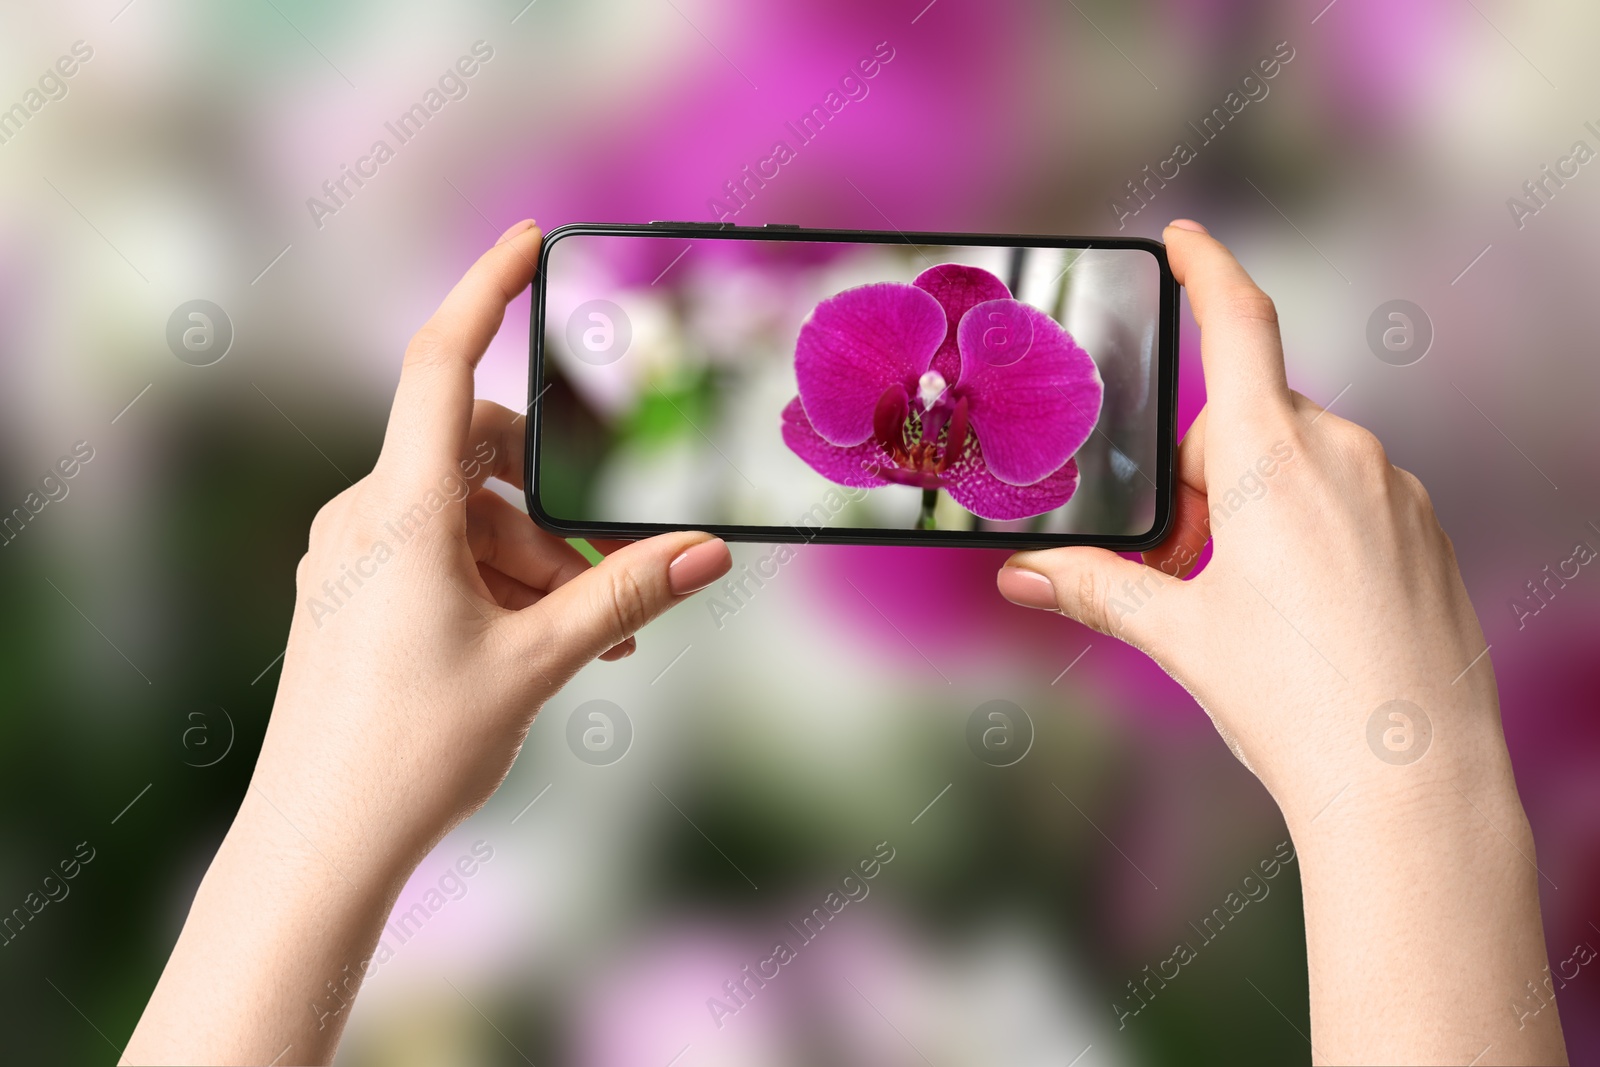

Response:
(1163, 220), (1292, 417)
(376, 219), (542, 485)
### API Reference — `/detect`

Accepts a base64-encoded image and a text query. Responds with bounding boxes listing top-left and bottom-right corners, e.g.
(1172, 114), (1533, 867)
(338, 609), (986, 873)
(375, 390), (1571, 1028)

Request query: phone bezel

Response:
(526, 221), (1178, 550)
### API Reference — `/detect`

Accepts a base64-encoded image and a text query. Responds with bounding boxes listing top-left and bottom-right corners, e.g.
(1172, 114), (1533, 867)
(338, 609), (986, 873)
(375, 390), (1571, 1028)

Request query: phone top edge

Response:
(540, 220), (1168, 255)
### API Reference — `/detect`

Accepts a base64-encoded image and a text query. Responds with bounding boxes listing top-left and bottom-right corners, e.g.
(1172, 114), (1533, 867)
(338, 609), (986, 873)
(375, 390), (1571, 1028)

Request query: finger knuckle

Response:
(1392, 466), (1451, 551)
(1393, 464), (1433, 510)
(1224, 289), (1279, 328)
(605, 568), (652, 642)
(471, 397), (506, 423)
(1073, 569), (1111, 633)
(1436, 524), (1460, 569)
(404, 324), (453, 369)
(307, 500), (341, 548)
(1329, 424), (1389, 478)
(464, 496), (499, 564)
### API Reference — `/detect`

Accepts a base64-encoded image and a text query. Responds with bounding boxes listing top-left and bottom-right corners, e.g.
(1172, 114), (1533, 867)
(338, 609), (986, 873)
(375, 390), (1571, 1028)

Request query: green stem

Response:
(1052, 247), (1084, 324)
(917, 488), (939, 530)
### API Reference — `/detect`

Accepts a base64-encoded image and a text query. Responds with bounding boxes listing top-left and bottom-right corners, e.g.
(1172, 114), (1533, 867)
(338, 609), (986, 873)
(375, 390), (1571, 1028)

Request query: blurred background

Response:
(1, 1), (1597, 1064)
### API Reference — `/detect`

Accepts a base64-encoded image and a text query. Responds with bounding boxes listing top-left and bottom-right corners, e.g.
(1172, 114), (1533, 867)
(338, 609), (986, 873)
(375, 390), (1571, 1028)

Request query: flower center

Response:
(871, 381), (971, 487)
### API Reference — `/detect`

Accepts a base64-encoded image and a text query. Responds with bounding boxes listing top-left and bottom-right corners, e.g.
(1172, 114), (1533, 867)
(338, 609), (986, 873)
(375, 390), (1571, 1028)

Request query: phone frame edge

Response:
(524, 221), (1179, 552)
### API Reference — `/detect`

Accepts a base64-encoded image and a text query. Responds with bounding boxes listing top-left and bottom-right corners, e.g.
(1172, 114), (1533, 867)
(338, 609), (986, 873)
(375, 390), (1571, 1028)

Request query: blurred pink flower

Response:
(574, 926), (785, 1067)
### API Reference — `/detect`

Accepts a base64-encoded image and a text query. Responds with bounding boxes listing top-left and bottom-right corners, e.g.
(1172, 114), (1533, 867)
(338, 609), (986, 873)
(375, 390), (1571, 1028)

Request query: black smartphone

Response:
(525, 222), (1178, 550)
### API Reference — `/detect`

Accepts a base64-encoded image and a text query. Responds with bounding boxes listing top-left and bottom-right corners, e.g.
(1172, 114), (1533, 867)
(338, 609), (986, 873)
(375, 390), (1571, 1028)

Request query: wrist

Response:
(250, 696), (457, 882)
(1281, 741), (1560, 1064)
(221, 781), (413, 914)
(1288, 754), (1534, 888)
(1287, 741), (1522, 844)
(1249, 681), (1516, 842)
(124, 781), (415, 1065)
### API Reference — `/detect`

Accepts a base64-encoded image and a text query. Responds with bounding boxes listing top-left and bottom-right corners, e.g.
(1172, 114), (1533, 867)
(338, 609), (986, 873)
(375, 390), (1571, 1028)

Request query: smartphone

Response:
(525, 222), (1177, 549)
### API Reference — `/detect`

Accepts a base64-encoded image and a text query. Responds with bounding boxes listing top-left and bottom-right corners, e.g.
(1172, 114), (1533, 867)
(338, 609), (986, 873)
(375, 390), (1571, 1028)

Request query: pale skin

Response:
(122, 220), (736, 1065)
(123, 220), (1566, 1066)
(998, 221), (1567, 1065)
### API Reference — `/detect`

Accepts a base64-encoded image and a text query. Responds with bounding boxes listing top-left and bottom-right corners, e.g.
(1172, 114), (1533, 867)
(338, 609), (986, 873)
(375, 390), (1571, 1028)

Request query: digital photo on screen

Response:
(533, 231), (1169, 541)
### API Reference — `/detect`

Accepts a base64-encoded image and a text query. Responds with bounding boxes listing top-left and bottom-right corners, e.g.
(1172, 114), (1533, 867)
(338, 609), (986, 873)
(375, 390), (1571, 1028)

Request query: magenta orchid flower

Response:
(781, 264), (1103, 521)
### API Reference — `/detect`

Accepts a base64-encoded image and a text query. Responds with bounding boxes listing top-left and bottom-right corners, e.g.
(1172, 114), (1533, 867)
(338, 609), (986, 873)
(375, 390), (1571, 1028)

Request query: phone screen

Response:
(530, 227), (1174, 547)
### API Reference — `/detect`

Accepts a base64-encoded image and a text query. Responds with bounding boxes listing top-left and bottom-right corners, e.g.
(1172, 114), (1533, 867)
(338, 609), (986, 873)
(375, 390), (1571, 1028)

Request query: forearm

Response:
(1287, 750), (1565, 1066)
(121, 783), (408, 1066)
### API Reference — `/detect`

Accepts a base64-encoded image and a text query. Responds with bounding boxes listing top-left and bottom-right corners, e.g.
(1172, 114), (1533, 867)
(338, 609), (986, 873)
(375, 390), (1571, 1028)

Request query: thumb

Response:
(513, 532), (731, 669)
(998, 547), (1183, 648)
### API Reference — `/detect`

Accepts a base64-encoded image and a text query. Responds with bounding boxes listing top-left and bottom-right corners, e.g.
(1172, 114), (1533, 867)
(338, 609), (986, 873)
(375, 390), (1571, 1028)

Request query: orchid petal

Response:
(955, 299), (1103, 486)
(944, 447), (1080, 521)
(781, 397), (893, 488)
(794, 282), (945, 446)
(913, 264), (1012, 384)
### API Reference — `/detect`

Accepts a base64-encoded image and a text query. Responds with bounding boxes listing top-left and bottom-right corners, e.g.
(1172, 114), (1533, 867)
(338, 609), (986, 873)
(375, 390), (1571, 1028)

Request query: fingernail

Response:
(495, 219), (538, 246)
(668, 538), (731, 595)
(1167, 218), (1209, 234)
(997, 567), (1059, 610)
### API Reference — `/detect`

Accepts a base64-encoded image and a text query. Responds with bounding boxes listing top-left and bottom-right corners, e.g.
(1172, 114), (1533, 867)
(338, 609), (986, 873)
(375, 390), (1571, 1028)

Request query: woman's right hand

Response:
(997, 220), (1566, 1066)
(999, 220), (1502, 823)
